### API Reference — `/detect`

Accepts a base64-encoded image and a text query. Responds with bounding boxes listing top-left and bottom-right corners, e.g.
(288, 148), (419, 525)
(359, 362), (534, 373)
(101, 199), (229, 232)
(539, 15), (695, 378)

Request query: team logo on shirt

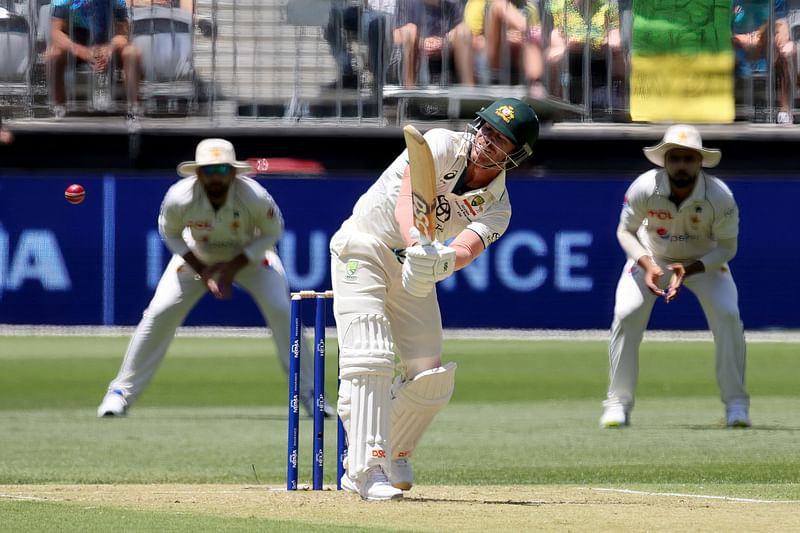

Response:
(436, 195), (451, 222)
(188, 220), (213, 230)
(648, 209), (672, 220)
(656, 228), (671, 240)
(495, 105), (515, 123)
(344, 259), (360, 282)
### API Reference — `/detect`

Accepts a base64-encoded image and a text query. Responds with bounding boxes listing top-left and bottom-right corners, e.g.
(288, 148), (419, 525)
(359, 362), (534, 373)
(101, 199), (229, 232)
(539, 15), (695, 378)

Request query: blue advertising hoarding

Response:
(0, 173), (797, 329)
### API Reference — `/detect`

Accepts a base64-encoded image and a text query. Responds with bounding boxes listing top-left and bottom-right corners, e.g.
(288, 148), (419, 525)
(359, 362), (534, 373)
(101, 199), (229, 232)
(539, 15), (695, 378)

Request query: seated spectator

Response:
(324, 0), (395, 90)
(131, 0), (194, 83)
(545, 0), (623, 106)
(462, 0), (545, 96)
(732, 0), (795, 124)
(46, 0), (142, 117)
(393, 0), (472, 87)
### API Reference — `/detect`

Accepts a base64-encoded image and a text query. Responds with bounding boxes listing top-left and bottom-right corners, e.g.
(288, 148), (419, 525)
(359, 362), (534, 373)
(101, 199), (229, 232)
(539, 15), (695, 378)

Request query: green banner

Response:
(631, 0), (734, 122)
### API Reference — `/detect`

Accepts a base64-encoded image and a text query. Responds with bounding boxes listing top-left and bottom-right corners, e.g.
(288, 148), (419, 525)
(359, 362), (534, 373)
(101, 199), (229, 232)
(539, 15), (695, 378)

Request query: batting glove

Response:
(401, 228), (456, 297)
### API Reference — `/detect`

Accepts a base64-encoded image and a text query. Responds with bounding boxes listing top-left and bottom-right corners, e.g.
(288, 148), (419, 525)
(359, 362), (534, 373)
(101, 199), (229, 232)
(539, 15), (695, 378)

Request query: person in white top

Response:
(97, 138), (330, 419)
(331, 98), (539, 500)
(600, 125), (750, 430)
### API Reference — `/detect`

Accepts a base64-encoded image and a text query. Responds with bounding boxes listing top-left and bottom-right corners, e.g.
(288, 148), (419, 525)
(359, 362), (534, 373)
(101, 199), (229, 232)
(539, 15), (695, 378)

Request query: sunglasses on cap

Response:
(200, 164), (233, 176)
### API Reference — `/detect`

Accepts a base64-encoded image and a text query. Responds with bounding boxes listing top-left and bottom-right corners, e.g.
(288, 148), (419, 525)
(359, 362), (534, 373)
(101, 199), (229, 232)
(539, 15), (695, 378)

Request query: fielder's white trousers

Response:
(605, 257), (749, 412)
(106, 251), (316, 405)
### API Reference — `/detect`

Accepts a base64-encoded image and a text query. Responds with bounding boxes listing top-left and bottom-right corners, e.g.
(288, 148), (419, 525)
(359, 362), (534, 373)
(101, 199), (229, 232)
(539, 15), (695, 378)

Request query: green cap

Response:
(476, 98), (539, 151)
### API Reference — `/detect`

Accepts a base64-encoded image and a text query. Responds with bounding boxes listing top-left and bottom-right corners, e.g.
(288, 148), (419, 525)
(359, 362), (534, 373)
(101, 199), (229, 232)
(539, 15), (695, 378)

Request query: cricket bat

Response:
(403, 125), (436, 242)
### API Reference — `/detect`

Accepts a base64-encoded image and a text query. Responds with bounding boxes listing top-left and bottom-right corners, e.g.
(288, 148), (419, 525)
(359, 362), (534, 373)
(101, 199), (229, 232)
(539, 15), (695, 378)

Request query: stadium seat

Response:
(131, 5), (196, 113)
(0, 2), (34, 108)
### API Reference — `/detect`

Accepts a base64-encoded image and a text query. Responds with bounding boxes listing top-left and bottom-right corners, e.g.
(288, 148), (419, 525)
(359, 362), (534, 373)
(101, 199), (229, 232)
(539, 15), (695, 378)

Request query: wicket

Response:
(286, 290), (346, 490)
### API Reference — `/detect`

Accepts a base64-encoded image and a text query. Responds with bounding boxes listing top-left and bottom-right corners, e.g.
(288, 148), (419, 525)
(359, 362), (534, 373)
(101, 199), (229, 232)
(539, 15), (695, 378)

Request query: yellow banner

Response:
(630, 53), (735, 123)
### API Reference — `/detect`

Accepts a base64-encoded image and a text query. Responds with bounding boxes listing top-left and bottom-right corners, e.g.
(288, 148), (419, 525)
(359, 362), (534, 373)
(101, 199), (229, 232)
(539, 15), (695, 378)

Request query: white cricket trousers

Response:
(605, 257), (749, 411)
(106, 251), (315, 404)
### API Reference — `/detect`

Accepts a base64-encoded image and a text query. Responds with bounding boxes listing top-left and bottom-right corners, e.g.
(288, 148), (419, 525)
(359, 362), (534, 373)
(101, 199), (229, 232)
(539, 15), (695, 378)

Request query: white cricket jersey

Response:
(342, 128), (511, 250)
(620, 169), (738, 263)
(158, 175), (284, 264)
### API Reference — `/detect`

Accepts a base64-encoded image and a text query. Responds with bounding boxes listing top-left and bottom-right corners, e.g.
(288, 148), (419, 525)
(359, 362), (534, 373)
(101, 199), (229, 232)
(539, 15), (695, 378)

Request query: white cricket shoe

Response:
(97, 389), (128, 417)
(340, 466), (403, 501)
(390, 458), (413, 491)
(599, 404), (629, 428)
(726, 403), (751, 428)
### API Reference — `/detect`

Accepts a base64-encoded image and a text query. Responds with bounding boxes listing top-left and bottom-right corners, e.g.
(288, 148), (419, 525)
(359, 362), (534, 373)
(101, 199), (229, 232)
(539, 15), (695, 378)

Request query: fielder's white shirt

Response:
(342, 128), (512, 250)
(158, 175), (284, 264)
(620, 169), (738, 264)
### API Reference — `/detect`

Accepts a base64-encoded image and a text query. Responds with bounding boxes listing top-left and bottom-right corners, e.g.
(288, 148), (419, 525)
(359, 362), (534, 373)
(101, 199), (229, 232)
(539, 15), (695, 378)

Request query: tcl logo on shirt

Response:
(648, 210), (672, 220)
(187, 220), (213, 230)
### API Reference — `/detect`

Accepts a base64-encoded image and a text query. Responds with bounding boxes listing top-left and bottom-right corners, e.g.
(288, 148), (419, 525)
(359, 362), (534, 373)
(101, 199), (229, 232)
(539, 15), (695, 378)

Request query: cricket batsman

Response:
(330, 98), (539, 500)
(97, 138), (331, 418)
(600, 125), (750, 429)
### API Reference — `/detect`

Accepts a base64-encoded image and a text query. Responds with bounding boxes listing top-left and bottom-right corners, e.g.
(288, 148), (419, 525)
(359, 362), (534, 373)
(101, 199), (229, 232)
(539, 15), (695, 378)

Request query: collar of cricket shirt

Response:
(655, 168), (707, 207)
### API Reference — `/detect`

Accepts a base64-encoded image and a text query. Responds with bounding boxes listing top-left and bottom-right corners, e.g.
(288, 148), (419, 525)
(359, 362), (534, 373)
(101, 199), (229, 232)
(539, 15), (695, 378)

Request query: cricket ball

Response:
(65, 183), (86, 205)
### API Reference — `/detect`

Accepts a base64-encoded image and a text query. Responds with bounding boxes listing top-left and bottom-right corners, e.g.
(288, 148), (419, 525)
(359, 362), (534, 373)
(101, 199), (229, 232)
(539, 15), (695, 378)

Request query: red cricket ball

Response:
(65, 183), (86, 205)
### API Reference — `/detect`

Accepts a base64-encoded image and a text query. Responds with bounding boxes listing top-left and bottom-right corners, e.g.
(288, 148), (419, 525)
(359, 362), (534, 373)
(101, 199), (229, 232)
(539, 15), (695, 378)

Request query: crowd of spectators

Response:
(322, 0), (800, 123)
(1, 0), (798, 123)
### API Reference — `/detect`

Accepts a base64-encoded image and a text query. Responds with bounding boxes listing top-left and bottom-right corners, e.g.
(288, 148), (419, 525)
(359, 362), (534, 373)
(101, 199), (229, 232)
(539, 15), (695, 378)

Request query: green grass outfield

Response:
(1, 334), (799, 530)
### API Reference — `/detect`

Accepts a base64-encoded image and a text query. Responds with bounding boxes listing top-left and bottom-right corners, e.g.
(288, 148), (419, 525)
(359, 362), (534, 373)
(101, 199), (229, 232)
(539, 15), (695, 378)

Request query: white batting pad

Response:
(338, 314), (395, 378)
(344, 373), (393, 479)
(391, 362), (457, 460)
(337, 313), (396, 479)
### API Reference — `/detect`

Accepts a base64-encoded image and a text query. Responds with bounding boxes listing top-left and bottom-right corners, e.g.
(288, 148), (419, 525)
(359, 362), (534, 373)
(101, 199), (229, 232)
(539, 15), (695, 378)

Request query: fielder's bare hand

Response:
(204, 255), (248, 300)
(664, 263), (686, 303)
(639, 256), (665, 297)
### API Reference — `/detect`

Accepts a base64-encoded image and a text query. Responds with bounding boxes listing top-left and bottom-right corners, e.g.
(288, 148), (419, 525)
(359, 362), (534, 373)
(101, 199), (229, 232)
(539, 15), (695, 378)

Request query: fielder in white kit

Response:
(331, 98), (539, 500)
(600, 125), (750, 429)
(97, 138), (329, 418)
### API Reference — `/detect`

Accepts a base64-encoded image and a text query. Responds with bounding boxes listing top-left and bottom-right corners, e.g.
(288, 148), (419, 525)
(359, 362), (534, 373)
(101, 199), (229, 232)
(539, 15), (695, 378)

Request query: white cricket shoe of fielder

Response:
(390, 458), (413, 491)
(340, 466), (403, 501)
(726, 403), (751, 428)
(599, 404), (629, 428)
(97, 389), (128, 417)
